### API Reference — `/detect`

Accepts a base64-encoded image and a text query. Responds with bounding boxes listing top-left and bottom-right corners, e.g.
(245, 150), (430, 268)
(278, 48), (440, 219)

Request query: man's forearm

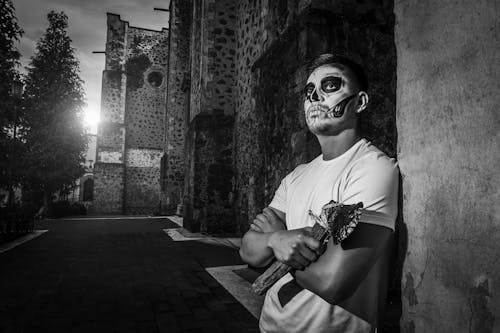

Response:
(239, 230), (275, 267)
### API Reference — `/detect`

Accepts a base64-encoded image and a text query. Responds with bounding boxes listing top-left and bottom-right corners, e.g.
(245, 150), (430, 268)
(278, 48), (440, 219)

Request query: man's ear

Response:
(356, 91), (369, 113)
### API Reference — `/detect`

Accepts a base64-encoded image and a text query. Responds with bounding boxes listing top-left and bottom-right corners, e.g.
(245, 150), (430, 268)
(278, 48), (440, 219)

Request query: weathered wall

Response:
(123, 26), (168, 214)
(182, 0), (237, 232)
(395, 1), (499, 332)
(92, 163), (124, 213)
(233, 0), (397, 235)
(162, 0), (193, 214)
(183, 115), (234, 234)
(94, 14), (128, 213)
(94, 13), (168, 214)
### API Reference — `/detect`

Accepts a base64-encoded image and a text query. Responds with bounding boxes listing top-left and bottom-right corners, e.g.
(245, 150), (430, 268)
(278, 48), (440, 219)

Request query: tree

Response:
(22, 11), (87, 209)
(0, 0), (24, 204)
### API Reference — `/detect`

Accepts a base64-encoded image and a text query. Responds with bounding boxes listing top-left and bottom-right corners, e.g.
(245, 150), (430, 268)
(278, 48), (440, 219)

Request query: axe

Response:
(252, 200), (364, 295)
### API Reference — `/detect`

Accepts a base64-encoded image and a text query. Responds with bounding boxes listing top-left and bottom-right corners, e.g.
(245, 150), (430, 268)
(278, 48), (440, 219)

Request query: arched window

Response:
(83, 178), (94, 201)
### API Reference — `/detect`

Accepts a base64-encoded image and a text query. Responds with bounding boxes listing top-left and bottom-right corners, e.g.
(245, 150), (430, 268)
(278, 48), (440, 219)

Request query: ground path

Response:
(0, 217), (259, 332)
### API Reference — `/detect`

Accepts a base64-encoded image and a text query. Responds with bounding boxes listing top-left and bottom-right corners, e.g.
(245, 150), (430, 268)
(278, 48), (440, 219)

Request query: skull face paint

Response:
(304, 64), (361, 135)
(305, 76), (342, 101)
(304, 76), (356, 118)
(326, 93), (358, 118)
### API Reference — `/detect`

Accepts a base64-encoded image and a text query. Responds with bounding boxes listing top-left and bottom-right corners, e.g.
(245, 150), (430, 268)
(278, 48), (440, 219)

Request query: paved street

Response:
(0, 217), (259, 333)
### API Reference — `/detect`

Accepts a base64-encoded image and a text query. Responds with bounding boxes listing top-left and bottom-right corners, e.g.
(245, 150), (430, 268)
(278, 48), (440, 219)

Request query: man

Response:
(239, 54), (399, 332)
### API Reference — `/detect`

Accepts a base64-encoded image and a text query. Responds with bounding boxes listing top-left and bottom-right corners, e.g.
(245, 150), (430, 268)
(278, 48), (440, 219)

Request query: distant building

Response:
(93, 2), (398, 232)
(93, 14), (168, 215)
(79, 134), (97, 203)
(62, 133), (96, 204)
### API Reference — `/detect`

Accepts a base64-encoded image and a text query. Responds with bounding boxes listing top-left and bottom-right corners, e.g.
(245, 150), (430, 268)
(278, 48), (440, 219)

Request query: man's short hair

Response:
(307, 54), (369, 91)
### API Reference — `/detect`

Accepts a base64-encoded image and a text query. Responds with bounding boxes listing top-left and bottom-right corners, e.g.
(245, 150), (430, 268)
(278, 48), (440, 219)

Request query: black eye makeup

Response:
(304, 76), (343, 101)
(304, 83), (315, 99)
(321, 76), (342, 93)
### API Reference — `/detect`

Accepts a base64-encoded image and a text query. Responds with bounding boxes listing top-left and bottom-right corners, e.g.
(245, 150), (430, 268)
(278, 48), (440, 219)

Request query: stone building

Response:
(93, 13), (169, 214)
(165, 0), (397, 236)
(95, 0), (499, 331)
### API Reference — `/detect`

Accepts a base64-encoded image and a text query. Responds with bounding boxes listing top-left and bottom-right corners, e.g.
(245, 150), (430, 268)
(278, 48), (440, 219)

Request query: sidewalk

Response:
(0, 216), (261, 332)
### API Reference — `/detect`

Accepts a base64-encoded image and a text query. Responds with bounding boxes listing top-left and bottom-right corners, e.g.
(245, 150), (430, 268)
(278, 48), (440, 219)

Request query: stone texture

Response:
(183, 115), (234, 235)
(233, 0), (397, 234)
(395, 0), (500, 331)
(93, 163), (124, 214)
(162, 0), (193, 214)
(94, 14), (168, 214)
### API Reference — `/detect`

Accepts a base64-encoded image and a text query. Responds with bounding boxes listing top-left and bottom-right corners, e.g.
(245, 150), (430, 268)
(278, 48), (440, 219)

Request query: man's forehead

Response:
(307, 63), (350, 82)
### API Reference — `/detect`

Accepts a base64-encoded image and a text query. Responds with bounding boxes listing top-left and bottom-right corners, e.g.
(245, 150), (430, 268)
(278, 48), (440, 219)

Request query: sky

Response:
(12, 0), (170, 134)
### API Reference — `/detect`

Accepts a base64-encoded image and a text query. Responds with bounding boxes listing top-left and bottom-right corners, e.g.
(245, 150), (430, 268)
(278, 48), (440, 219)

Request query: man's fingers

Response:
(299, 244), (318, 262)
(286, 256), (307, 270)
(289, 260), (305, 271)
(262, 207), (279, 221)
(255, 213), (268, 224)
(250, 223), (263, 232)
(302, 235), (321, 252)
(252, 219), (265, 230)
(263, 208), (286, 227)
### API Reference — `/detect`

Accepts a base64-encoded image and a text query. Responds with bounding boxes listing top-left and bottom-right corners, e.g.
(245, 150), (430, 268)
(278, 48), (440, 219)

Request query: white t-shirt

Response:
(260, 139), (399, 333)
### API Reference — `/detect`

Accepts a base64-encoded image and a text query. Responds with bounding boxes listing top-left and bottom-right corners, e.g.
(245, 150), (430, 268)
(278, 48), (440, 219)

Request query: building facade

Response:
(94, 1), (499, 331)
(93, 14), (169, 214)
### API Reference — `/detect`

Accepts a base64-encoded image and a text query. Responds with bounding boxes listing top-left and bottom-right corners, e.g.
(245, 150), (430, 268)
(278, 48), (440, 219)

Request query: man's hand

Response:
(250, 207), (286, 233)
(268, 228), (321, 270)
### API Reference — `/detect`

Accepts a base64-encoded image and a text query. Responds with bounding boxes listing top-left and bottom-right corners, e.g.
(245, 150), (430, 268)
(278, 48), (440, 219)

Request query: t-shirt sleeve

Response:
(340, 155), (399, 231)
(269, 175), (288, 213)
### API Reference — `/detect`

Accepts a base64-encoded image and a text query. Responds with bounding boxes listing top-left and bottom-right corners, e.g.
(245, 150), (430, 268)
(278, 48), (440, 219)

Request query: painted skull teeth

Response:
(327, 104), (343, 118)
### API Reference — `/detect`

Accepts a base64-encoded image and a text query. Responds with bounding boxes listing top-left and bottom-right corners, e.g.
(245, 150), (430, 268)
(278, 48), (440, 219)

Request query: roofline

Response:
(106, 12), (168, 33)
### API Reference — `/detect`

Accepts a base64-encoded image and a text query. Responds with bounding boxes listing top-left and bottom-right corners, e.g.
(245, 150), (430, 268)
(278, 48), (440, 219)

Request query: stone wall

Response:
(395, 1), (499, 331)
(92, 163), (124, 213)
(162, 0), (193, 214)
(94, 13), (168, 214)
(180, 0), (238, 232)
(233, 0), (397, 235)
(183, 115), (234, 234)
(123, 25), (168, 214)
(93, 14), (128, 214)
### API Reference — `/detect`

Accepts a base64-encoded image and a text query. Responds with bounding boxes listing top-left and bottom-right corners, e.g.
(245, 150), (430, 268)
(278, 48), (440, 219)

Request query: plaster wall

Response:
(395, 1), (500, 331)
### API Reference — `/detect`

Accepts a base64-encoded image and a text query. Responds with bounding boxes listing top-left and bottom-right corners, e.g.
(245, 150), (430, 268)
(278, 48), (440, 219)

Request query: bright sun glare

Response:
(83, 107), (100, 134)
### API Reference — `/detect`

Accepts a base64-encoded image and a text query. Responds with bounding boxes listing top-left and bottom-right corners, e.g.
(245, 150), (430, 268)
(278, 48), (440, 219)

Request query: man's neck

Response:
(317, 129), (361, 160)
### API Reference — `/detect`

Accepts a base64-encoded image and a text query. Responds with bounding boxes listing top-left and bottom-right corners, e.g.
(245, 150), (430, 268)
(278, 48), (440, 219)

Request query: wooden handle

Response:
(252, 223), (329, 295)
(252, 261), (292, 295)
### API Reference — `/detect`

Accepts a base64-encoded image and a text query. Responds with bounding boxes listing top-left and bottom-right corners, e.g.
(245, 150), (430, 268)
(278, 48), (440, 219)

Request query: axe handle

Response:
(252, 222), (329, 295)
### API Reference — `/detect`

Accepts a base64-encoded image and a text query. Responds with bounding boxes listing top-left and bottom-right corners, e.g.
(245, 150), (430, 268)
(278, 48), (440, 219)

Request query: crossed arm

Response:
(239, 207), (392, 304)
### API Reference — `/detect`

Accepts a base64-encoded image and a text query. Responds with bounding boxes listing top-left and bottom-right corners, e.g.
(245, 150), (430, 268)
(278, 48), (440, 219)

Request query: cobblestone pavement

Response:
(0, 217), (259, 333)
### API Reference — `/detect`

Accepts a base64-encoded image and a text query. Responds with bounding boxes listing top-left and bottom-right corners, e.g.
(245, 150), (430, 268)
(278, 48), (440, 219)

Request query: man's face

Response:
(303, 64), (360, 136)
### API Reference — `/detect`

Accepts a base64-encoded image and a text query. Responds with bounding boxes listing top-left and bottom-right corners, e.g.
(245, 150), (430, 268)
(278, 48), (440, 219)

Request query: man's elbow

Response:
(239, 247), (269, 267)
(239, 247), (254, 265)
(239, 232), (269, 267)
